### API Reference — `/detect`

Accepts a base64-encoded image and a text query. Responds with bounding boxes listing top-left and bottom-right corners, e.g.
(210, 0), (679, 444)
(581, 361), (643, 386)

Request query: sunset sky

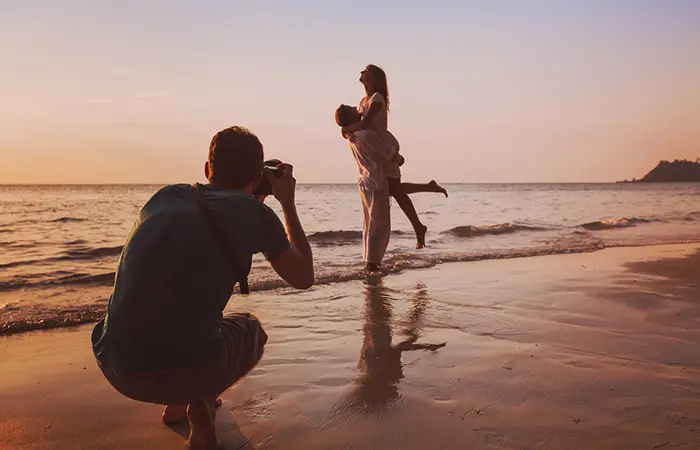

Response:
(1, 0), (699, 184)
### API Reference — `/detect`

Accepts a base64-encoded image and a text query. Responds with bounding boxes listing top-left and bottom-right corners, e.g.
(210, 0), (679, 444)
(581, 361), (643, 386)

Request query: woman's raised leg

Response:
(388, 177), (427, 249)
(401, 180), (448, 197)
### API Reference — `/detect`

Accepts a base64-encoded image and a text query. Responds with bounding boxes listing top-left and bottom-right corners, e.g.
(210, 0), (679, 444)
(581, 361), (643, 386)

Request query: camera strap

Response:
(191, 183), (250, 294)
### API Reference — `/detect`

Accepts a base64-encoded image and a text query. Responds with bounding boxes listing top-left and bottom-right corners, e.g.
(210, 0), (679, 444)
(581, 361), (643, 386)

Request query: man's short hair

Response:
(335, 105), (361, 127)
(208, 126), (264, 188)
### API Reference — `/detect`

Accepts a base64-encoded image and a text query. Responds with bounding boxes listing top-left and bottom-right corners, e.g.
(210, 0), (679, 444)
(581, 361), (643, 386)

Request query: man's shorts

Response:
(97, 313), (268, 405)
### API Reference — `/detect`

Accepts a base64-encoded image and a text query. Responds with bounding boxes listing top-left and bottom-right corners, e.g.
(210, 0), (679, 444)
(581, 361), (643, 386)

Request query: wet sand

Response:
(2, 243), (700, 449)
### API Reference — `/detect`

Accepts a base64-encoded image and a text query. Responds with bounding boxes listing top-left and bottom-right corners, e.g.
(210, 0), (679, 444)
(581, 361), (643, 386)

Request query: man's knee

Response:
(223, 312), (268, 355)
(241, 312), (267, 338)
(247, 313), (268, 350)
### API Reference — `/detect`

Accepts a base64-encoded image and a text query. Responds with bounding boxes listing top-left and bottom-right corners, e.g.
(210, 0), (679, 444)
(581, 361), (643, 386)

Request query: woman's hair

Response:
(367, 64), (390, 111)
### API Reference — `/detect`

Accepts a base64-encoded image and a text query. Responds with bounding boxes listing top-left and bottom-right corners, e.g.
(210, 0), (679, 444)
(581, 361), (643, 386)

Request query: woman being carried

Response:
(342, 64), (447, 249)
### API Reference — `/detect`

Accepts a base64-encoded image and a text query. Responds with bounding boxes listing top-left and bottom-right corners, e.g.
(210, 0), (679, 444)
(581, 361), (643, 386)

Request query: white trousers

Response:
(360, 187), (391, 265)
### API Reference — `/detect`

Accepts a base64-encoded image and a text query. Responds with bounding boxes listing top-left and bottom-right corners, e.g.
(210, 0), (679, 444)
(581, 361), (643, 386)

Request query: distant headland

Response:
(617, 159), (700, 183)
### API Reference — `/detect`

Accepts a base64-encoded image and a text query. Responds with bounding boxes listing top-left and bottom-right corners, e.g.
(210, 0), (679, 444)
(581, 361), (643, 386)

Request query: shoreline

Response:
(2, 243), (700, 449)
(4, 239), (700, 337)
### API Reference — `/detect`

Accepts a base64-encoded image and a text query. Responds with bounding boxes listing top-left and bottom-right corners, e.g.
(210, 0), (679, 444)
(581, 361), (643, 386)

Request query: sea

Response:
(1, 183), (699, 335)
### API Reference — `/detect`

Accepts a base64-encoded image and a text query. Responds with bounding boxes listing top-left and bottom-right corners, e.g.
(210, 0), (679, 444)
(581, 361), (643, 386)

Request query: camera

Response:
(253, 159), (285, 196)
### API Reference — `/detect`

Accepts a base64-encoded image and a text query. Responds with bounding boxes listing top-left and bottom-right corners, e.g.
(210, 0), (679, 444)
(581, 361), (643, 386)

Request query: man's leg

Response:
(187, 397), (221, 450)
(360, 186), (372, 268)
(96, 314), (267, 449)
(184, 313), (267, 449)
(374, 188), (391, 263)
(364, 187), (391, 268)
(162, 398), (222, 425)
(219, 312), (268, 380)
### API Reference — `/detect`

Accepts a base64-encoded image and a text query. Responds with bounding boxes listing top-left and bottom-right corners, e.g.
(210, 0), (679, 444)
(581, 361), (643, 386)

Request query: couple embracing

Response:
(336, 64), (447, 271)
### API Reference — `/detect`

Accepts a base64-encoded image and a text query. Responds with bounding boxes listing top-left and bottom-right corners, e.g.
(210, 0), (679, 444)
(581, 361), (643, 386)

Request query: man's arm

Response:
(271, 200), (314, 289)
(341, 122), (363, 136)
(360, 132), (397, 162)
(342, 105), (379, 136)
(266, 164), (314, 289)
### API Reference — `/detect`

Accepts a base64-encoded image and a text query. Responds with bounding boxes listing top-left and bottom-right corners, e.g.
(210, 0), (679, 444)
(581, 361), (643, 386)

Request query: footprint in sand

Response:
(666, 412), (700, 433)
(233, 392), (276, 420)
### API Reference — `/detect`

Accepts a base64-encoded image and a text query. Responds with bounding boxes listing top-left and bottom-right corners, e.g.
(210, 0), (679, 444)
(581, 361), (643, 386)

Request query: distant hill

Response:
(618, 159), (700, 183)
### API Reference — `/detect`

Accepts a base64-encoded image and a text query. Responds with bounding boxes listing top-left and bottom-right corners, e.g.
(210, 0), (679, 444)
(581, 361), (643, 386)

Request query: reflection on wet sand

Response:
(339, 277), (447, 413)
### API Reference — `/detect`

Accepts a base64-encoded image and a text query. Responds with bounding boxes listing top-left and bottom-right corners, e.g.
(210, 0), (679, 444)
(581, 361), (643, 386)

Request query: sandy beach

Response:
(2, 243), (700, 449)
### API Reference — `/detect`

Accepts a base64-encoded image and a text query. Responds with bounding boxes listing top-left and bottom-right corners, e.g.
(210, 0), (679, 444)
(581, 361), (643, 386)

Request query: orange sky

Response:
(1, 1), (699, 184)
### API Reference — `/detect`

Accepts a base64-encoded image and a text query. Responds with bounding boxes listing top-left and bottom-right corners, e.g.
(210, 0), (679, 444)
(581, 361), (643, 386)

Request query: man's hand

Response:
(265, 162), (314, 290)
(265, 163), (296, 206)
(341, 129), (358, 144)
(393, 153), (405, 166)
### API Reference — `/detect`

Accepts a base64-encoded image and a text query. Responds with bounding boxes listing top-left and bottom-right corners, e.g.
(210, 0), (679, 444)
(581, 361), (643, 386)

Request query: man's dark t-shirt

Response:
(91, 184), (290, 376)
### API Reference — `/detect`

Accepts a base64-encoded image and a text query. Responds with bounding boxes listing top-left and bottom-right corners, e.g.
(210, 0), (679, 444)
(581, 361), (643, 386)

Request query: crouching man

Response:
(91, 126), (314, 449)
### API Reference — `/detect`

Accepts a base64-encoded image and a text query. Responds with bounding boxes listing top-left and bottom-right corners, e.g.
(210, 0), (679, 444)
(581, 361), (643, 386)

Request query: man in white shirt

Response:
(336, 104), (398, 271)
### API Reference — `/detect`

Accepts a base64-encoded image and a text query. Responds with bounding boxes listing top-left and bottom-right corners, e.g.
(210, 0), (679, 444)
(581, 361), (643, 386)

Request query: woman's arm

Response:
(341, 101), (383, 135)
(359, 102), (382, 130)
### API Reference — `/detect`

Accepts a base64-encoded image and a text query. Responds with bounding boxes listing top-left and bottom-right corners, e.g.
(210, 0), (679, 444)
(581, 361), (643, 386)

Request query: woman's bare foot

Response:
(428, 180), (448, 197)
(416, 224), (427, 249)
(187, 399), (223, 450)
(162, 399), (222, 425)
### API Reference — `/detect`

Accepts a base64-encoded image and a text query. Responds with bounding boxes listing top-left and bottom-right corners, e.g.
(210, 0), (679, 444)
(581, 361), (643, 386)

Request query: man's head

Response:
(335, 104), (361, 127)
(205, 126), (264, 192)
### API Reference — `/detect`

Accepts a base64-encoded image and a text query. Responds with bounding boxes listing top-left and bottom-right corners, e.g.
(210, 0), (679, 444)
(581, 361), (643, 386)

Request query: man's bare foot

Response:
(187, 434), (223, 450)
(187, 436), (223, 450)
(162, 399), (222, 425)
(187, 399), (222, 450)
(428, 180), (448, 197)
(365, 263), (381, 272)
(162, 405), (187, 425)
(416, 224), (427, 249)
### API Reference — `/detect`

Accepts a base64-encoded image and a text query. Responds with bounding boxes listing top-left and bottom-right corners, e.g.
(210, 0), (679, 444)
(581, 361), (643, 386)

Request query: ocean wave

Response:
(0, 304), (106, 336)
(6, 241), (39, 249)
(309, 230), (362, 243)
(0, 217), (87, 228)
(63, 246), (123, 259)
(443, 223), (547, 238)
(0, 245), (123, 270)
(0, 271), (116, 292)
(0, 239), (598, 294)
(0, 220), (26, 228)
(309, 229), (409, 245)
(0, 243), (610, 335)
(3, 238), (700, 336)
(64, 239), (89, 246)
(580, 217), (651, 231)
(0, 258), (49, 270)
(681, 212), (700, 222)
(48, 217), (88, 223)
(53, 272), (116, 286)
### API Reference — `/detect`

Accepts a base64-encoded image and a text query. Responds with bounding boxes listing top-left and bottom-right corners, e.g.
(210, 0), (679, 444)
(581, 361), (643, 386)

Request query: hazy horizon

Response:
(2, 1), (699, 184)
(2, 177), (696, 187)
